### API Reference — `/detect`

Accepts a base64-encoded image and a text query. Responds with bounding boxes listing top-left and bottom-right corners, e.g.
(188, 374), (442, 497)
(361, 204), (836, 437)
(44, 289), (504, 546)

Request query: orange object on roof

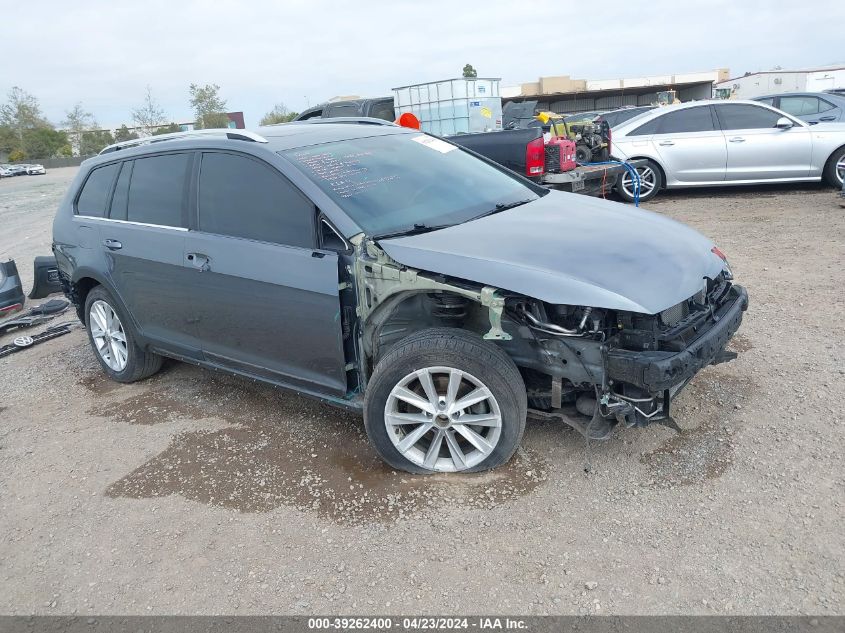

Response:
(395, 112), (421, 129)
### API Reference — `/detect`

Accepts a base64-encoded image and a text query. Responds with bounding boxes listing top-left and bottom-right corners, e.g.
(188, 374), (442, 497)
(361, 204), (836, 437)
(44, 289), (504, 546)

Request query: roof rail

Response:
(290, 117), (397, 127)
(98, 129), (268, 155)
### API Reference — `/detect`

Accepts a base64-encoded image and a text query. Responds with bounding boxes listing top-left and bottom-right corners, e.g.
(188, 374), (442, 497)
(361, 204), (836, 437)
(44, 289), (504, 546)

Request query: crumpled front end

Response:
(507, 271), (748, 437)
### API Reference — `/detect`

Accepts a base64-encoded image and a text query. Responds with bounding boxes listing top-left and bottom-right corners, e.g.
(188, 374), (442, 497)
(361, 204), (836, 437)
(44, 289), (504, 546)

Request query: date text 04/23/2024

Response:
(307, 617), (527, 630)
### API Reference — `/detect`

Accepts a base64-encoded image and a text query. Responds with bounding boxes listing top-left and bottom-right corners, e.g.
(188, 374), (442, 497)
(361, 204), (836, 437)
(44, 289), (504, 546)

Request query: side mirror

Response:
(776, 117), (794, 129)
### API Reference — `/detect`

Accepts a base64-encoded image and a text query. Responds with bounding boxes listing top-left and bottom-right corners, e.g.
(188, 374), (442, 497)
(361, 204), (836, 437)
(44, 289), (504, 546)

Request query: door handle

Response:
(102, 239), (122, 250)
(819, 116), (836, 121)
(186, 252), (211, 272)
(728, 137), (746, 143)
(658, 140), (675, 146)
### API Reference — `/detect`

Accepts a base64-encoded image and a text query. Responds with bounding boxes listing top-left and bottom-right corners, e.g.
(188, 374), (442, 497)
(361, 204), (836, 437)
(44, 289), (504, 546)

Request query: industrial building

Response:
(713, 65), (845, 99)
(501, 69), (728, 114)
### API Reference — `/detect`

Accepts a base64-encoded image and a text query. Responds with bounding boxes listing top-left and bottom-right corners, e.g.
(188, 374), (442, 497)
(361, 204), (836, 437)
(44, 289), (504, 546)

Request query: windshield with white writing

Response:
(281, 133), (541, 237)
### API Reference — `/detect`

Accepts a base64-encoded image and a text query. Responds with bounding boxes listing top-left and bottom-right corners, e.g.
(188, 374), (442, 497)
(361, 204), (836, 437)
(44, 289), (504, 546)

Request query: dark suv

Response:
(53, 122), (747, 474)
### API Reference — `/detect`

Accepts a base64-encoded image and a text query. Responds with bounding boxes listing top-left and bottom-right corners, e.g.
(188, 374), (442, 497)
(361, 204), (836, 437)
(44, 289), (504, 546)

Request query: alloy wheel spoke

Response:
(424, 430), (445, 469)
(416, 369), (440, 410)
(451, 387), (489, 414)
(110, 341), (122, 369)
(114, 341), (127, 366)
(397, 422), (434, 454)
(453, 424), (494, 453)
(90, 306), (107, 332)
(454, 412), (501, 427)
(97, 303), (110, 330)
(385, 411), (431, 426)
(445, 369), (462, 409)
(111, 328), (127, 343)
(444, 430), (467, 469)
(393, 387), (437, 415)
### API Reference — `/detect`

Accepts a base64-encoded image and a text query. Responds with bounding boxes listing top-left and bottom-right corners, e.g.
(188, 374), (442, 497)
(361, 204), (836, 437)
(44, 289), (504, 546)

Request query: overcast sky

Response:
(2, 0), (843, 128)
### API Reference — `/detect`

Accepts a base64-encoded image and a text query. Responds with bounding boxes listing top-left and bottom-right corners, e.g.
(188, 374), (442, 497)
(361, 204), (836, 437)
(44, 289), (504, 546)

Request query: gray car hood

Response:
(378, 190), (725, 315)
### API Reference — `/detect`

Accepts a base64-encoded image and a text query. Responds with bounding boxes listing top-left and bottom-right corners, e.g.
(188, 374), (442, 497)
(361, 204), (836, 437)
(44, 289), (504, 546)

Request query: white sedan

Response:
(26, 164), (47, 175)
(610, 100), (845, 202)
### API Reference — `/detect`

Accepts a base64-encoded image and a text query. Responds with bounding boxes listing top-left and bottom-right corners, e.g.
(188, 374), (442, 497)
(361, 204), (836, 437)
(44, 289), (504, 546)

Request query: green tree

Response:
(22, 127), (69, 159)
(114, 124), (140, 142)
(0, 125), (17, 155)
(259, 103), (299, 125)
(199, 112), (231, 129)
(0, 86), (49, 146)
(79, 129), (115, 155)
(189, 83), (228, 129)
(131, 85), (167, 136)
(9, 148), (26, 162)
(62, 103), (97, 156)
(462, 64), (478, 78)
(151, 122), (181, 136)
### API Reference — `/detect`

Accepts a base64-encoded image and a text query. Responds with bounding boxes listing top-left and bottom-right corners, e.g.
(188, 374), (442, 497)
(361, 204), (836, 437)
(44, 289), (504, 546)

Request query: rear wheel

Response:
(823, 146), (845, 188)
(363, 328), (527, 474)
(617, 159), (662, 203)
(84, 286), (162, 383)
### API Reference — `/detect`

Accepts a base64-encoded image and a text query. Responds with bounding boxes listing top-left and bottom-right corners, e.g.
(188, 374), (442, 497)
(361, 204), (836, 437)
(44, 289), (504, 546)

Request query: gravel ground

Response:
(0, 168), (843, 615)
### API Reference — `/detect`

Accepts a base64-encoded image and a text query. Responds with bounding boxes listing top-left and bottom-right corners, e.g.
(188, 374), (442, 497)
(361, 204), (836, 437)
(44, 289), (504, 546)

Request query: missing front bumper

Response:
(605, 285), (749, 394)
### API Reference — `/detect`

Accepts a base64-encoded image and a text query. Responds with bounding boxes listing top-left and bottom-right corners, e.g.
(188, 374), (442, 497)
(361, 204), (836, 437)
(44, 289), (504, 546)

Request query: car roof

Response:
(612, 99), (796, 132)
(82, 121), (418, 169)
(258, 120), (414, 150)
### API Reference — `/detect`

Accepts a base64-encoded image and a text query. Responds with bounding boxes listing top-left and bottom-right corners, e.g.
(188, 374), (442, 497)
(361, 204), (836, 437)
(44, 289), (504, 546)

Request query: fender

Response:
(69, 265), (144, 338)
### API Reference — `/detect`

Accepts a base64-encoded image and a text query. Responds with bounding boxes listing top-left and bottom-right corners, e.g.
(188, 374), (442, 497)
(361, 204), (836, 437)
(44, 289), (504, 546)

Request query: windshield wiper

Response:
(470, 198), (535, 221)
(373, 223), (454, 241)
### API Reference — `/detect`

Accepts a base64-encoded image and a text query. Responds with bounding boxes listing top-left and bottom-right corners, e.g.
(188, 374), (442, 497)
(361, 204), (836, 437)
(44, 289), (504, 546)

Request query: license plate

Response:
(572, 180), (585, 192)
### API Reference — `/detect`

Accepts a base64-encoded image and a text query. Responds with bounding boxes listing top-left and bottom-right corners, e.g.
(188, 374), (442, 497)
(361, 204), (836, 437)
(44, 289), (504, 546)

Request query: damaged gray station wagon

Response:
(53, 120), (748, 474)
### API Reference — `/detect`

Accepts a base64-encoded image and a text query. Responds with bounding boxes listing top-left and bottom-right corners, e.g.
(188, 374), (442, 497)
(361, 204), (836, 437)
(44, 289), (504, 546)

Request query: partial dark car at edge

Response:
(52, 122), (748, 474)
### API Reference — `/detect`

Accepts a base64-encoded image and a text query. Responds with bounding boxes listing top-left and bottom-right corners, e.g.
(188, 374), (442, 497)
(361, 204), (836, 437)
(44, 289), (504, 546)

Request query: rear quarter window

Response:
(76, 162), (119, 217)
(628, 116), (661, 136)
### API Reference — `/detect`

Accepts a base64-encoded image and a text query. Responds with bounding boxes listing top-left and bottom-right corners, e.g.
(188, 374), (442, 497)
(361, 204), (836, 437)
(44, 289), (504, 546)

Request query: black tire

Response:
(616, 158), (662, 203)
(575, 144), (593, 163)
(822, 146), (845, 188)
(363, 328), (527, 474)
(84, 285), (162, 383)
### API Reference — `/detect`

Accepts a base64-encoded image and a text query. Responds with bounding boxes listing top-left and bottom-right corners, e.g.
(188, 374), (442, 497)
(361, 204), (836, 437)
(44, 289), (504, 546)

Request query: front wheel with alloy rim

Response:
(823, 146), (845, 188)
(616, 159), (662, 202)
(363, 328), (527, 474)
(84, 285), (162, 383)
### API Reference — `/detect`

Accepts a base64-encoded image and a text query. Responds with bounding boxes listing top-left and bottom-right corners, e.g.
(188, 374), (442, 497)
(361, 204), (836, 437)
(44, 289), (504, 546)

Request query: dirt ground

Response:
(0, 168), (843, 616)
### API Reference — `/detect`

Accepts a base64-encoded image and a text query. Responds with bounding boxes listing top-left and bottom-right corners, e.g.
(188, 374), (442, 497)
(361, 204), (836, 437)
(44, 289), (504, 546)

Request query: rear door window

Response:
(655, 106), (715, 133)
(715, 104), (783, 130)
(126, 153), (190, 227)
(76, 162), (119, 217)
(197, 152), (314, 248)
